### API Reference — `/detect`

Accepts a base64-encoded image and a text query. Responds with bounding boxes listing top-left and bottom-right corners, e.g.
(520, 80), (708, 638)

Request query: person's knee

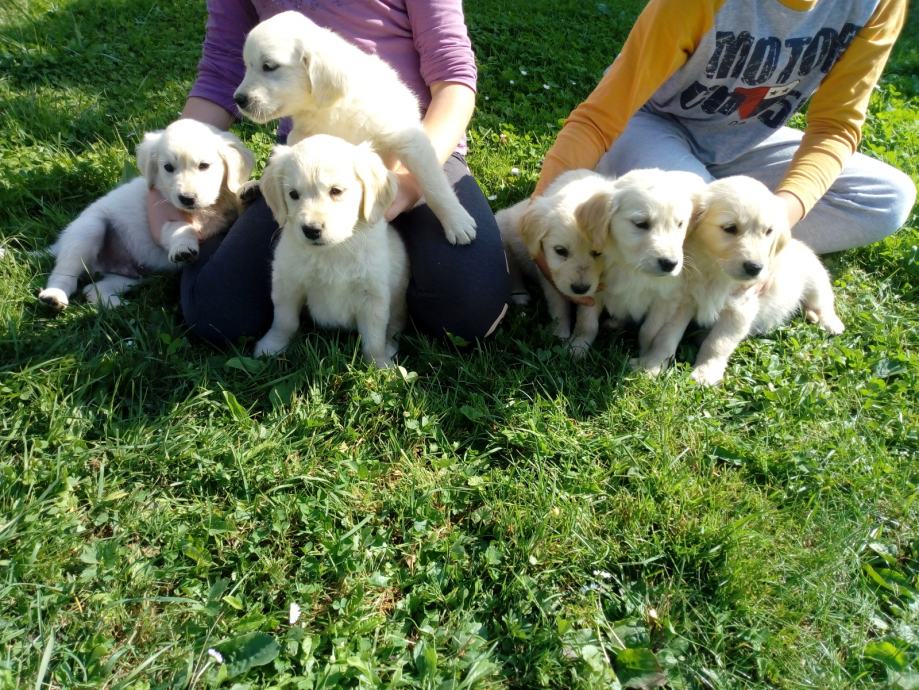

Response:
(409, 267), (510, 342)
(181, 280), (272, 347)
(884, 166), (917, 234)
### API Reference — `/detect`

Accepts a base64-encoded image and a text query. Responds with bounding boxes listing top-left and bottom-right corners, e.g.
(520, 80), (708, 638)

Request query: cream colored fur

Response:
(234, 11), (475, 246)
(636, 175), (844, 384)
(495, 170), (616, 352)
(38, 119), (253, 310)
(253, 135), (409, 368)
(596, 169), (705, 358)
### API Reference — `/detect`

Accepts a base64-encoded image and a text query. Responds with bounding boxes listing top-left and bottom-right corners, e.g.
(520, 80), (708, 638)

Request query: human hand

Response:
(384, 171), (422, 222)
(146, 188), (193, 246)
(775, 190), (804, 229)
(533, 250), (595, 306)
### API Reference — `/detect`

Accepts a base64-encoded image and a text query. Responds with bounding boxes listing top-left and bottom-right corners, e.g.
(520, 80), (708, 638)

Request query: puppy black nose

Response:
(570, 282), (591, 295)
(302, 224), (322, 240)
(657, 257), (678, 273)
(178, 194), (196, 208)
(743, 261), (763, 277)
(233, 92), (249, 109)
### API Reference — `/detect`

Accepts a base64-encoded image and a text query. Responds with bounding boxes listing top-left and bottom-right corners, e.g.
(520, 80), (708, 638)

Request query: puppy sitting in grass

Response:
(581, 168), (705, 357)
(636, 175), (844, 385)
(39, 119), (253, 310)
(253, 134), (409, 368)
(496, 169), (614, 351)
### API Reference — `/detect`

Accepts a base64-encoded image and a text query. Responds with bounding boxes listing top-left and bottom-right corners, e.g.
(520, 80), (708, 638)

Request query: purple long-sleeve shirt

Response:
(190, 0), (477, 151)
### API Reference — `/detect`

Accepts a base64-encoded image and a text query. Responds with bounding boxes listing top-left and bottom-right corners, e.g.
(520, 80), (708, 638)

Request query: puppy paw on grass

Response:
(806, 308), (845, 335)
(83, 286), (123, 308)
(254, 332), (291, 358)
(38, 287), (69, 311)
(629, 356), (664, 376)
(567, 338), (592, 359)
(691, 361), (727, 386)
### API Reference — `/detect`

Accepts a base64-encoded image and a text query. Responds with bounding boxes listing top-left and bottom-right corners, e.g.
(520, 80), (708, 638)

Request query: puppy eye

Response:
(765, 227), (774, 236)
(633, 219), (650, 230)
(163, 163), (175, 173)
(262, 62), (278, 73)
(723, 224), (738, 235)
(198, 162), (210, 171)
(288, 189), (300, 200)
(590, 250), (602, 258)
(553, 245), (569, 258)
(329, 186), (344, 198)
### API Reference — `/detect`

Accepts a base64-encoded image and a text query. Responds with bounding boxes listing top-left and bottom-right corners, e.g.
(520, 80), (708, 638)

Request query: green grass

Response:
(1, 1), (918, 688)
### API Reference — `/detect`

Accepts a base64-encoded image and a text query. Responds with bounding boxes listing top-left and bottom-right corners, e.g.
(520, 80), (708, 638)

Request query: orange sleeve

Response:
(776, 0), (907, 213)
(533, 0), (722, 196)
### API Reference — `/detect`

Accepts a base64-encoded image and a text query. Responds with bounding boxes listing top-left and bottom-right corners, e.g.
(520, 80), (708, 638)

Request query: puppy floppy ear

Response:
(218, 131), (256, 195)
(771, 218), (792, 257)
(688, 188), (711, 234)
(354, 143), (397, 224)
(519, 199), (552, 257)
(260, 145), (292, 226)
(135, 130), (164, 188)
(300, 38), (347, 108)
(575, 190), (616, 246)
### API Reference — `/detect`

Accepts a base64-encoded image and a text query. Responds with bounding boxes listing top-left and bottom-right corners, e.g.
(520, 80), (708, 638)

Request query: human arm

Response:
(386, 0), (478, 220)
(531, 0), (721, 301)
(533, 0), (722, 196)
(775, 0), (907, 220)
(385, 81), (476, 220)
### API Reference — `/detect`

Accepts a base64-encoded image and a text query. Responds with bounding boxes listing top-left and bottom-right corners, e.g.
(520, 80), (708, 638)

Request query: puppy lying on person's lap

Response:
(39, 119), (253, 310)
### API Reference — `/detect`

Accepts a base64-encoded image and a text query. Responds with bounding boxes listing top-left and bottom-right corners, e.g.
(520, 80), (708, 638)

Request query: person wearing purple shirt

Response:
(150, 0), (510, 346)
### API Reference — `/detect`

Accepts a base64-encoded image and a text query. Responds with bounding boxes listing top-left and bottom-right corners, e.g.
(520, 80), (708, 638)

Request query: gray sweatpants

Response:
(597, 110), (916, 254)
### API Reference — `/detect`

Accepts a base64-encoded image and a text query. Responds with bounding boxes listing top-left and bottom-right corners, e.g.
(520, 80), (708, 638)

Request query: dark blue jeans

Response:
(180, 153), (510, 345)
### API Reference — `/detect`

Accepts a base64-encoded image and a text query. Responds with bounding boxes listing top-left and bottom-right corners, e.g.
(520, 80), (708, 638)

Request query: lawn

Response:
(1, 1), (917, 688)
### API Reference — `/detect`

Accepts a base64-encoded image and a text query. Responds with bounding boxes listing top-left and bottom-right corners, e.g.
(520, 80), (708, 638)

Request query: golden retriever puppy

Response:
(638, 175), (844, 384)
(588, 168), (705, 358)
(233, 11), (476, 246)
(39, 119), (253, 310)
(253, 135), (409, 367)
(495, 170), (614, 350)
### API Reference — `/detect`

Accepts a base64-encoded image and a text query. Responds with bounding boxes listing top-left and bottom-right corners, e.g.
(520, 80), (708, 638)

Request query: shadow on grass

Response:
(3, 249), (634, 467)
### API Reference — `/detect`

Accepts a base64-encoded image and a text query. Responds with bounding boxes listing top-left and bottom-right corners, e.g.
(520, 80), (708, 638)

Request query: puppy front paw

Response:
(83, 284), (123, 308)
(691, 361), (725, 386)
(552, 321), (572, 340)
(567, 337), (592, 359)
(254, 332), (289, 357)
(371, 354), (396, 368)
(820, 312), (844, 335)
(629, 356), (663, 375)
(442, 209), (477, 246)
(238, 180), (262, 205)
(38, 287), (69, 311)
(168, 234), (200, 265)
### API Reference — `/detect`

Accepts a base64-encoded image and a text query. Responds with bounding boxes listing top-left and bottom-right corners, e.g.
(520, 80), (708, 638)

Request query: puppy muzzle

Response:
(302, 224), (323, 242)
(657, 257), (678, 274)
